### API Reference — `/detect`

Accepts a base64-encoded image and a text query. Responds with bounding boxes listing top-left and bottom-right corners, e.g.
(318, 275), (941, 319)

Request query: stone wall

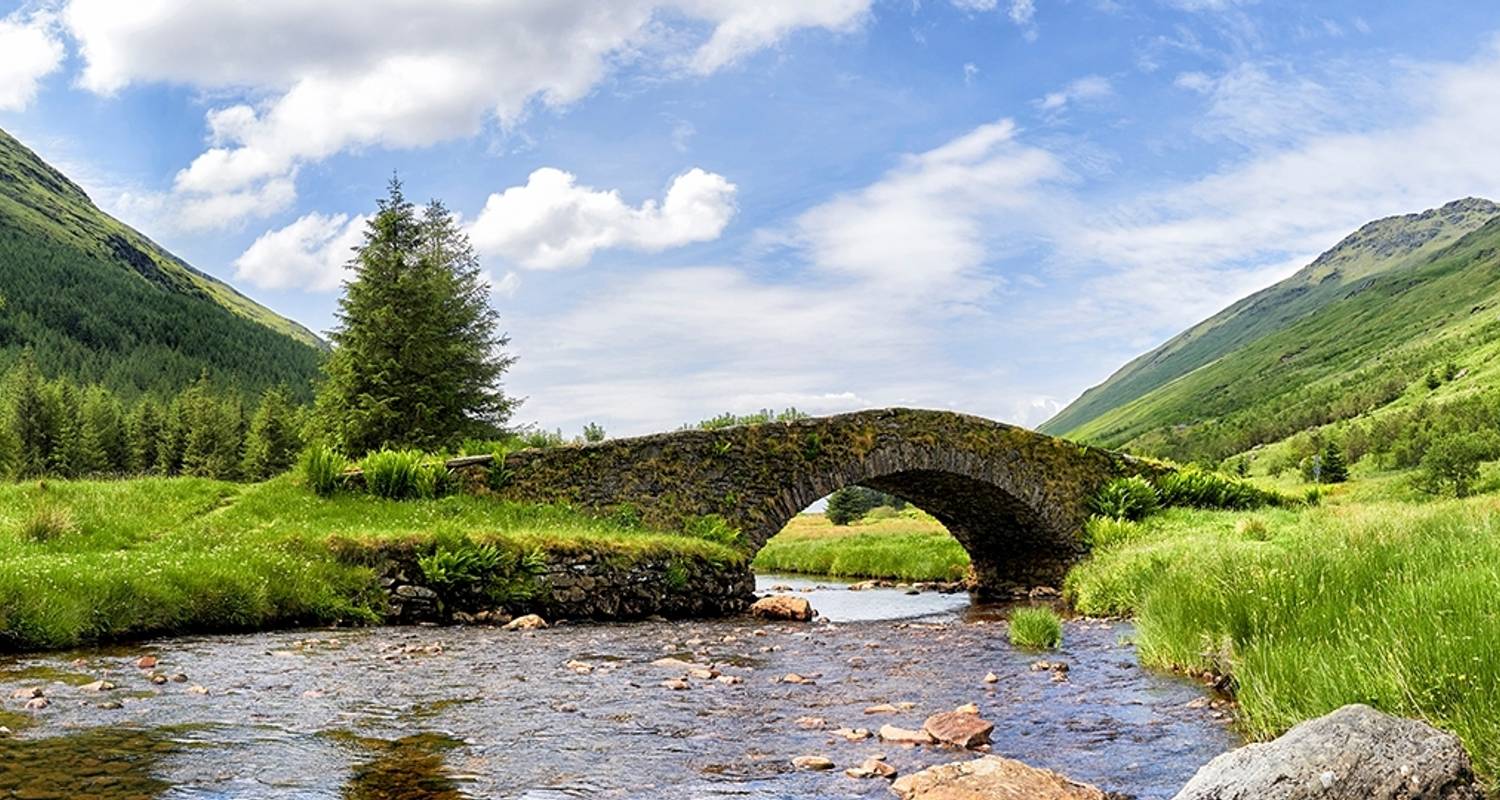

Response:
(377, 551), (755, 625)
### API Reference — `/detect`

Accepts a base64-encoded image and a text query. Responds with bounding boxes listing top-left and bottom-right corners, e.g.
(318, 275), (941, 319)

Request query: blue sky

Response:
(3, 1), (1500, 436)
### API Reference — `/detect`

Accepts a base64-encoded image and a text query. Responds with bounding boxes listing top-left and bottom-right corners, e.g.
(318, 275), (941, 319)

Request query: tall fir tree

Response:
(5, 350), (53, 478)
(47, 379), (83, 478)
(181, 373), (243, 480)
(126, 397), (164, 474)
(78, 385), (127, 476)
(242, 386), (302, 480)
(316, 180), (516, 455)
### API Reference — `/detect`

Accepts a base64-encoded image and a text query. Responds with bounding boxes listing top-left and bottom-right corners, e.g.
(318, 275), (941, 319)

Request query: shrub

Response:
(1234, 517), (1270, 541)
(1318, 441), (1348, 484)
(360, 449), (451, 500)
(19, 504), (78, 542)
(299, 443), (348, 497)
(1009, 606), (1063, 650)
(1417, 434), (1487, 497)
(1089, 476), (1160, 521)
(1155, 467), (1282, 511)
(683, 514), (744, 548)
(417, 535), (547, 608)
(1084, 515), (1140, 551)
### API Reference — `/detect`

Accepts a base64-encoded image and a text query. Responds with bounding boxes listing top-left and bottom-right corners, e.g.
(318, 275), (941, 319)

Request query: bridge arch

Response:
(495, 408), (1156, 595)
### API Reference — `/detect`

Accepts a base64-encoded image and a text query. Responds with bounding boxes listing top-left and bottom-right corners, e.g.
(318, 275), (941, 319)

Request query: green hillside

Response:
(0, 127), (323, 398)
(1042, 198), (1500, 462)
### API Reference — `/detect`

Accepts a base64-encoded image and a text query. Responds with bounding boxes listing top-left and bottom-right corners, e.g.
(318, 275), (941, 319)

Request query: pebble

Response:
(136, 655), (158, 670)
(24, 697), (48, 711)
(79, 680), (115, 692)
(845, 757), (898, 780)
(795, 716), (826, 730)
(10, 686), (42, 699)
(983, 672), (999, 684)
(791, 755), (835, 771)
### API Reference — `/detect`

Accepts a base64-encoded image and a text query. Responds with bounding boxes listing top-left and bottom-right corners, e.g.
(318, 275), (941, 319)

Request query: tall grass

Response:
(0, 475), (745, 652)
(1009, 606), (1062, 649)
(1064, 500), (1500, 787)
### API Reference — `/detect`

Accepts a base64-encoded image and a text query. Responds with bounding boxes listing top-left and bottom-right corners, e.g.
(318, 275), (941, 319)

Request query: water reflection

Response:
(336, 731), (467, 800)
(0, 726), (181, 799)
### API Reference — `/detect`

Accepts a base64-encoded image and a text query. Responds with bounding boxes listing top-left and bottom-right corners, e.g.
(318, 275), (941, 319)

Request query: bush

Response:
(360, 449), (453, 500)
(18, 504), (78, 542)
(1009, 606), (1063, 650)
(1234, 517), (1270, 541)
(1083, 515), (1140, 551)
(1417, 434), (1487, 497)
(1089, 476), (1160, 521)
(683, 514), (744, 548)
(1155, 467), (1283, 511)
(299, 443), (348, 497)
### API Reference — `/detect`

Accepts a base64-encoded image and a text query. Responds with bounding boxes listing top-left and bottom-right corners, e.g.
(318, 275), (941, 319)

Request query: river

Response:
(0, 576), (1237, 799)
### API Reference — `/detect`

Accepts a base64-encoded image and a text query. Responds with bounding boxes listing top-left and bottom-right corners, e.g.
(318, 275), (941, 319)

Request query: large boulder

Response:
(890, 756), (1111, 800)
(1173, 704), (1482, 800)
(750, 594), (814, 621)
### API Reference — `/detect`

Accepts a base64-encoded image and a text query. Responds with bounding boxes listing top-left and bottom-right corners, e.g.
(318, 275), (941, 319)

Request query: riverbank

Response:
(1065, 487), (1500, 789)
(0, 476), (749, 652)
(751, 508), (970, 582)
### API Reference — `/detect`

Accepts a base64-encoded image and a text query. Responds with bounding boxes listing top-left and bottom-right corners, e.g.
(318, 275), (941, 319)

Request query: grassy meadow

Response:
(751, 506), (969, 582)
(0, 475), (744, 652)
(1064, 476), (1500, 787)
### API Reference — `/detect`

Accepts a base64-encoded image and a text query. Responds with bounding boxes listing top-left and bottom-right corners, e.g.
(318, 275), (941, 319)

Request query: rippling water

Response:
(0, 582), (1237, 799)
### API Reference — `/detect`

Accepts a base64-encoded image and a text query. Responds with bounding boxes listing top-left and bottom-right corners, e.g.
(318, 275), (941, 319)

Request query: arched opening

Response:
(752, 485), (971, 585)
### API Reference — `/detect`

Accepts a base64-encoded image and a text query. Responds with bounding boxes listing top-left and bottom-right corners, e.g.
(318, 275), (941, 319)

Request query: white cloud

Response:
(1009, 0), (1038, 39)
(1174, 63), (1339, 147)
(234, 211), (365, 291)
(469, 167), (737, 269)
(0, 11), (64, 111)
(1036, 74), (1113, 113)
(60, 0), (867, 228)
(794, 119), (1065, 295)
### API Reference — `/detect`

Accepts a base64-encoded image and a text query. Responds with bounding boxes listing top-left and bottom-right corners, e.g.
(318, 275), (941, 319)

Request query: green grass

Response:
(751, 508), (969, 581)
(0, 475), (744, 652)
(1008, 606), (1062, 649)
(1063, 496), (1500, 788)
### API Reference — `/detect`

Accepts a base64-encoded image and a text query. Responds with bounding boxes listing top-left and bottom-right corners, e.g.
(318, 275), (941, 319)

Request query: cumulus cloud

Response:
(59, 0), (868, 228)
(234, 212), (365, 291)
(0, 11), (64, 111)
(794, 119), (1065, 295)
(469, 167), (737, 269)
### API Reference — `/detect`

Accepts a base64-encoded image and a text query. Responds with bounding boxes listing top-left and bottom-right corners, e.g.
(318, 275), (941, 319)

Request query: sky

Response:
(2, 1), (1500, 437)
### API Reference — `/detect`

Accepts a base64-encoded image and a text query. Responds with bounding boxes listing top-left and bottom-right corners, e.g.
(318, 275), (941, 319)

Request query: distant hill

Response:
(0, 127), (323, 398)
(1042, 198), (1500, 461)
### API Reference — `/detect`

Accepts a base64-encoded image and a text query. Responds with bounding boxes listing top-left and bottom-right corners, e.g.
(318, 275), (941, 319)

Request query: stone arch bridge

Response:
(471, 408), (1156, 595)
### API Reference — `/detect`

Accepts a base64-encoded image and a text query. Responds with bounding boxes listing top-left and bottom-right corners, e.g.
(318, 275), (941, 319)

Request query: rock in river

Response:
(504, 614), (549, 631)
(879, 724), (935, 746)
(1172, 704), (1483, 800)
(924, 711), (995, 749)
(891, 755), (1111, 800)
(792, 755), (836, 771)
(751, 595), (814, 621)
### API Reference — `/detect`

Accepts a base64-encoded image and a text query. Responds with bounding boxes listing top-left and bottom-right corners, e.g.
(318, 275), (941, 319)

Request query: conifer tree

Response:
(317, 180), (516, 455)
(126, 397), (164, 474)
(1320, 440), (1349, 484)
(181, 374), (243, 480)
(5, 350), (53, 478)
(157, 395), (189, 476)
(242, 386), (302, 480)
(47, 379), (83, 478)
(78, 386), (127, 476)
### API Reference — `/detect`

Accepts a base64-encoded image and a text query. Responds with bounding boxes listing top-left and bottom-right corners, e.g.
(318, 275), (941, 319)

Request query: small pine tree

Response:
(157, 395), (190, 475)
(242, 386), (302, 480)
(582, 422), (606, 443)
(1319, 440), (1348, 484)
(46, 380), (83, 478)
(181, 374), (244, 480)
(825, 487), (863, 526)
(126, 397), (164, 474)
(78, 386), (127, 476)
(5, 351), (53, 478)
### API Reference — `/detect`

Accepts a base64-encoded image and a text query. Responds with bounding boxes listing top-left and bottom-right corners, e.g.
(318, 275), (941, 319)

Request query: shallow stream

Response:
(0, 577), (1237, 799)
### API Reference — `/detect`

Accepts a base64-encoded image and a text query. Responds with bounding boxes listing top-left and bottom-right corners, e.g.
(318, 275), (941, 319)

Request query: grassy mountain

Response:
(1042, 198), (1500, 461)
(0, 127), (323, 398)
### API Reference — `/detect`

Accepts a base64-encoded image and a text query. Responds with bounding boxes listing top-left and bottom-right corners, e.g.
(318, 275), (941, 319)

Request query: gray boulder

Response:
(1173, 704), (1482, 800)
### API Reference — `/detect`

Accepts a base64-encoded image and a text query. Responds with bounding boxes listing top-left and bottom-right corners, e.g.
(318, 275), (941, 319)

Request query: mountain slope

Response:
(0, 127), (323, 397)
(1042, 198), (1500, 460)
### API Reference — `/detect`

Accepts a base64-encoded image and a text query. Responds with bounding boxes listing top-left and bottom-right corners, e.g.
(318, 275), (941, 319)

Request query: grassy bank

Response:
(0, 476), (745, 652)
(1064, 490), (1500, 787)
(752, 508), (969, 581)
